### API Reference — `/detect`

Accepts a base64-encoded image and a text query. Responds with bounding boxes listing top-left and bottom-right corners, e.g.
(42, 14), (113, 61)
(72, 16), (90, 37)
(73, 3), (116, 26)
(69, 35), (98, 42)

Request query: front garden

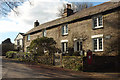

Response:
(5, 37), (84, 71)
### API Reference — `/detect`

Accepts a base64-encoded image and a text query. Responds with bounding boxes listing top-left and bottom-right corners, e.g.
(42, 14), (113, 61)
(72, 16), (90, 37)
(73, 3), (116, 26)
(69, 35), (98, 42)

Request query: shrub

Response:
(29, 37), (57, 56)
(72, 51), (80, 56)
(62, 56), (83, 71)
(6, 51), (17, 58)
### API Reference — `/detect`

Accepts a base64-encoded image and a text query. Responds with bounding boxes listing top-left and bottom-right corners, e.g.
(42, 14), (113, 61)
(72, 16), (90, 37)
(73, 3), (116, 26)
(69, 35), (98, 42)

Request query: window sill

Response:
(93, 26), (103, 30)
(62, 33), (68, 36)
(94, 50), (103, 52)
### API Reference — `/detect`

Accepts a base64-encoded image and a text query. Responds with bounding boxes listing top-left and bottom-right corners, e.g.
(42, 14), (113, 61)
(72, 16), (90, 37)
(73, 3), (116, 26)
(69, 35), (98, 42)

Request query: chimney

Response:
(63, 3), (73, 17)
(67, 4), (71, 9)
(34, 20), (39, 27)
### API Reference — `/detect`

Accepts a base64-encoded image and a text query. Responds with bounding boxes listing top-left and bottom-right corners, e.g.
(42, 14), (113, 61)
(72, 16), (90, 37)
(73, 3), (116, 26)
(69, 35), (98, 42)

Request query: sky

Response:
(0, 0), (110, 44)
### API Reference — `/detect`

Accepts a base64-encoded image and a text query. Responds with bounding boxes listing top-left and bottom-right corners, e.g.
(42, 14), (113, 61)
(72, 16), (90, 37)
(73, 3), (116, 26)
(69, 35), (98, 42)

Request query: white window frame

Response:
(62, 24), (68, 35)
(93, 15), (103, 29)
(91, 34), (103, 52)
(61, 40), (68, 53)
(43, 29), (46, 37)
(27, 35), (30, 41)
(74, 40), (82, 52)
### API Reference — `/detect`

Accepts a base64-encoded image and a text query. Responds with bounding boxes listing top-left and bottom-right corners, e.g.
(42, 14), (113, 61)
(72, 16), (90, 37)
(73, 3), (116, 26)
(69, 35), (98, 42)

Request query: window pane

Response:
(93, 38), (97, 50)
(62, 43), (64, 52)
(43, 30), (46, 37)
(62, 26), (64, 35)
(77, 42), (79, 51)
(99, 38), (103, 50)
(98, 16), (102, 26)
(66, 42), (68, 51)
(66, 25), (68, 33)
(93, 18), (97, 27)
(80, 42), (82, 50)
(27, 35), (30, 41)
(62, 42), (68, 52)
(17, 40), (20, 45)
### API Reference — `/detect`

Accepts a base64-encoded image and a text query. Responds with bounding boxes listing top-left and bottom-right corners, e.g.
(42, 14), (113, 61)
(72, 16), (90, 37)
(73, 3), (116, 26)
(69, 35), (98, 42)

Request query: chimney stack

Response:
(34, 20), (39, 27)
(67, 4), (71, 9)
(63, 3), (73, 17)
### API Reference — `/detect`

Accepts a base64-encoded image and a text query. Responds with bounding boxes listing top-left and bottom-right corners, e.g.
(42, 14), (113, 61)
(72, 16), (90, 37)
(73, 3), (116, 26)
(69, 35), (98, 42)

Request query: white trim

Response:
(61, 40), (68, 42)
(94, 26), (103, 29)
(91, 34), (103, 38)
(63, 33), (68, 35)
(74, 38), (77, 41)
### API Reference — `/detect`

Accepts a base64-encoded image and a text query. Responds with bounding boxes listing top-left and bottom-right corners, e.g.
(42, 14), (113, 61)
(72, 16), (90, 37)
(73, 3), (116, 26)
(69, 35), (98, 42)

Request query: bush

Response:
(6, 51), (17, 58)
(72, 51), (80, 56)
(62, 56), (83, 71)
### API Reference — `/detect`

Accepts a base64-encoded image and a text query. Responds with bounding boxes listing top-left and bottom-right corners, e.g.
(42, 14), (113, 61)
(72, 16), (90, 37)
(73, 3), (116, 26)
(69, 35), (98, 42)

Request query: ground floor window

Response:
(92, 34), (103, 51)
(61, 42), (68, 53)
(74, 40), (82, 52)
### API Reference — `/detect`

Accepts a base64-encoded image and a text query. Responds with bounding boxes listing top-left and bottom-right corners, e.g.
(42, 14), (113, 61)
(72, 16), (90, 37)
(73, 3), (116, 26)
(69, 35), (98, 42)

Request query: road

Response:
(2, 57), (120, 79)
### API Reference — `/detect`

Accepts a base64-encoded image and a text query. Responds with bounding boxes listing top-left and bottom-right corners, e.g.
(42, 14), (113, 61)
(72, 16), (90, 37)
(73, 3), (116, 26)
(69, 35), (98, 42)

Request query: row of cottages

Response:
(24, 2), (120, 56)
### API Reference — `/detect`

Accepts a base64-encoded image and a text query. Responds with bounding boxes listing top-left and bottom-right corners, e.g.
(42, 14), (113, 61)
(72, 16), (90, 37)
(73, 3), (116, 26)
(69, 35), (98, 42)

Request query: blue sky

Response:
(0, 0), (109, 44)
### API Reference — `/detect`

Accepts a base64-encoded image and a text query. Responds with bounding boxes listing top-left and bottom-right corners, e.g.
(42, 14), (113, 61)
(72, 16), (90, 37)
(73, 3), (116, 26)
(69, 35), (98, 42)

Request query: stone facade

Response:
(24, 2), (120, 56)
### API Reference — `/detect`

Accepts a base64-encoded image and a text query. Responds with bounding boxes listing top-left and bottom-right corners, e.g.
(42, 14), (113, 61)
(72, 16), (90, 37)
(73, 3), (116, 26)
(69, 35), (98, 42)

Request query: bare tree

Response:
(0, 0), (32, 16)
(57, 2), (93, 17)
(73, 2), (93, 12)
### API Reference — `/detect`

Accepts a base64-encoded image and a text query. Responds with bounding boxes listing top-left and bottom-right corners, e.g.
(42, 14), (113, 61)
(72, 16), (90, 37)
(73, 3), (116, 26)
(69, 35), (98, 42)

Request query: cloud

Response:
(1, 0), (65, 33)
(0, 0), (68, 43)
(0, 0), (66, 33)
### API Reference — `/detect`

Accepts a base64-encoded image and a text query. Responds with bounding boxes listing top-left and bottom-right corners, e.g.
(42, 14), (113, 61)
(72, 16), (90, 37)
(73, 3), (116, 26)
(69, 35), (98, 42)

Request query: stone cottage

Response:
(24, 2), (120, 56)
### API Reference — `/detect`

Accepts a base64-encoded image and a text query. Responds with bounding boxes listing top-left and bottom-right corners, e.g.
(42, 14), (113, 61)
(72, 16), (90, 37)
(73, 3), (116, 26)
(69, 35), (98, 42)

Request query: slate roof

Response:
(25, 2), (120, 35)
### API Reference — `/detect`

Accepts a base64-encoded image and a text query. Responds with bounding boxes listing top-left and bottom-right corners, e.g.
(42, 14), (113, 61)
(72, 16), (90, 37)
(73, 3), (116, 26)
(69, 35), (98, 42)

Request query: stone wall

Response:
(37, 56), (54, 65)
(62, 56), (83, 71)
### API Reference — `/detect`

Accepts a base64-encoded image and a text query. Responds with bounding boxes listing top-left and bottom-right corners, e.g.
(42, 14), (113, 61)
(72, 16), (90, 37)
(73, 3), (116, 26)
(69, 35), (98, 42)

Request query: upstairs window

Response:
(93, 15), (103, 29)
(27, 35), (30, 41)
(43, 29), (46, 37)
(62, 24), (68, 35)
(17, 40), (20, 45)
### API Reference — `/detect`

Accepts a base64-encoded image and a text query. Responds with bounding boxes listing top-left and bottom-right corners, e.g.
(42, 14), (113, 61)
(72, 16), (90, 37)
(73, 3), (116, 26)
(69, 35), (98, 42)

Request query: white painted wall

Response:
(14, 34), (24, 48)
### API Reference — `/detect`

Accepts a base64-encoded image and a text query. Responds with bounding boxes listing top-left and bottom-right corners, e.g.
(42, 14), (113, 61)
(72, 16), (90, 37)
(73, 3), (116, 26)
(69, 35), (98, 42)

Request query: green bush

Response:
(63, 56), (83, 71)
(72, 51), (80, 56)
(6, 51), (17, 58)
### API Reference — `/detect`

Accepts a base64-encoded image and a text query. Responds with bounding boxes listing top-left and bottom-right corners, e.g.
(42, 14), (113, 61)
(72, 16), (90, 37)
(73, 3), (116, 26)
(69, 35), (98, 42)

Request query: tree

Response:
(57, 2), (93, 17)
(28, 37), (57, 56)
(0, 0), (32, 16)
(2, 38), (14, 56)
